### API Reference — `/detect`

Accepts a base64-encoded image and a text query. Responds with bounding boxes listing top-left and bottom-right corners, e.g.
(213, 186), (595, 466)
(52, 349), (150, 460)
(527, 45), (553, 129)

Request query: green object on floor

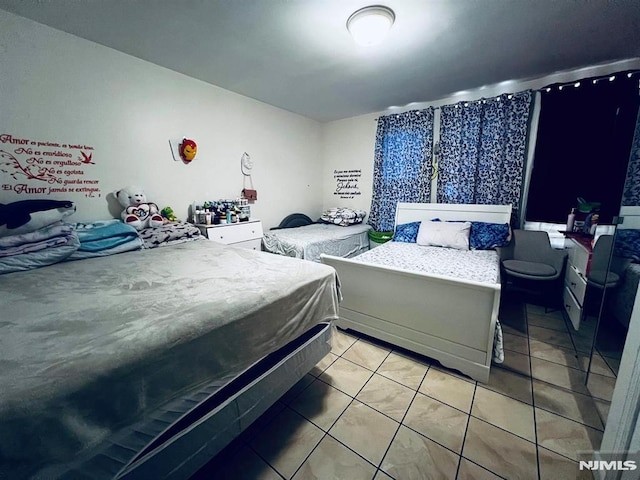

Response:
(368, 230), (393, 244)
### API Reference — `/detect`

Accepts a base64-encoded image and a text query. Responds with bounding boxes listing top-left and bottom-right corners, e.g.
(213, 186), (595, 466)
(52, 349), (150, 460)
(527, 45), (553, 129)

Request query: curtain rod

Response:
(374, 69), (640, 121)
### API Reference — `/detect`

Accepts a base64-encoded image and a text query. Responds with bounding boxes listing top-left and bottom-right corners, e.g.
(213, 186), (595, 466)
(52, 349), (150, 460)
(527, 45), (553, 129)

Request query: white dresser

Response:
(195, 219), (263, 250)
(563, 236), (592, 331)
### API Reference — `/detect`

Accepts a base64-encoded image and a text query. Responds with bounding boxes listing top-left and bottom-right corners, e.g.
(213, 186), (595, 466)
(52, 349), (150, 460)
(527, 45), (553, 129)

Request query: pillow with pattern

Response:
(393, 221), (421, 243)
(614, 229), (640, 261)
(320, 208), (366, 226)
(469, 222), (510, 250)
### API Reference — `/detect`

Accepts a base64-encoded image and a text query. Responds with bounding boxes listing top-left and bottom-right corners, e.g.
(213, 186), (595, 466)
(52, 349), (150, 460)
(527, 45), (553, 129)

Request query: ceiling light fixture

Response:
(347, 5), (395, 47)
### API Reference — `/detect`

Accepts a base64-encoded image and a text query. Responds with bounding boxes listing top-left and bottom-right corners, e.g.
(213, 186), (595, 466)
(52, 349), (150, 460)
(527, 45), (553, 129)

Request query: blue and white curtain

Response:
(437, 91), (533, 221)
(622, 106), (640, 206)
(368, 109), (434, 232)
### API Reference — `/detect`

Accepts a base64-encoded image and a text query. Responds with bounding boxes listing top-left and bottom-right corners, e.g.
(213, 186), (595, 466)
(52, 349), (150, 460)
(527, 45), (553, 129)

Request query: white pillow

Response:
(416, 221), (471, 250)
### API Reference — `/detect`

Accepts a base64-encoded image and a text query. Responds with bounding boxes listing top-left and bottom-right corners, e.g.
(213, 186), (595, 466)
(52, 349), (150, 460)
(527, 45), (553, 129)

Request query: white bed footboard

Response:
(321, 254), (500, 382)
(320, 202), (511, 383)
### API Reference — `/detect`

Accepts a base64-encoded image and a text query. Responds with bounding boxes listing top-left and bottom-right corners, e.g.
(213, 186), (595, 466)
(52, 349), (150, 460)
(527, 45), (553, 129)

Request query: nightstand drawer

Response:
(565, 265), (587, 306)
(563, 286), (582, 331)
(232, 238), (262, 251)
(204, 221), (263, 245)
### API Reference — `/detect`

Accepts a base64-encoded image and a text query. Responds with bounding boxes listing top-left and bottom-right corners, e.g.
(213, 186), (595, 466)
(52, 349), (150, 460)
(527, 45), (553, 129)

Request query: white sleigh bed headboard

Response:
(394, 203), (513, 227)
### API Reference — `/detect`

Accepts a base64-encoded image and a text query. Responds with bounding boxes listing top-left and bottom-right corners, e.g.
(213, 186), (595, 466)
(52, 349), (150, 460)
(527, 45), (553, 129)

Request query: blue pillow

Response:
(393, 221), (421, 243)
(469, 222), (510, 250)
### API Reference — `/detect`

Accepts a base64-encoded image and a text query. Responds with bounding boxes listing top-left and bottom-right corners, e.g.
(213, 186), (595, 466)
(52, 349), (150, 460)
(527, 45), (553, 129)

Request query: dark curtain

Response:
(526, 72), (640, 224)
(368, 109), (434, 232)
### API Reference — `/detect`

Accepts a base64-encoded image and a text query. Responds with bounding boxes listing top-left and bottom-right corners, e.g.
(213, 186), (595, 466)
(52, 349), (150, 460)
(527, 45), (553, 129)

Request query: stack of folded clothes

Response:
(68, 219), (143, 260)
(0, 222), (80, 274)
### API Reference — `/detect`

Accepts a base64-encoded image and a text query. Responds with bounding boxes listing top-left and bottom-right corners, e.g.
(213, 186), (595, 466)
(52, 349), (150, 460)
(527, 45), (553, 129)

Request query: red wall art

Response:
(0, 133), (101, 198)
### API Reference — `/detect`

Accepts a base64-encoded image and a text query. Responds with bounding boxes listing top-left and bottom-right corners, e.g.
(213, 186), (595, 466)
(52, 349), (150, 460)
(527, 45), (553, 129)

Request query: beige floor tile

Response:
(570, 333), (595, 354)
(380, 425), (459, 480)
(309, 352), (339, 377)
(533, 380), (603, 430)
(319, 357), (374, 396)
(419, 368), (475, 413)
(432, 365), (476, 384)
(332, 328), (358, 355)
(472, 387), (535, 441)
(292, 434), (376, 480)
(530, 357), (588, 395)
(356, 373), (415, 422)
(289, 378), (353, 431)
(593, 398), (611, 426)
(585, 353), (616, 378)
(529, 339), (581, 369)
(528, 325), (574, 349)
(586, 372), (617, 402)
(403, 393), (468, 454)
(503, 331), (530, 354)
(373, 470), (394, 480)
(537, 446), (593, 480)
(457, 458), (502, 480)
(342, 338), (391, 371)
(602, 355), (621, 375)
(462, 417), (538, 480)
(484, 367), (533, 405)
(281, 374), (315, 404)
(377, 351), (429, 390)
(250, 407), (325, 479)
(329, 400), (399, 466)
(535, 408), (603, 462)
(241, 401), (287, 441)
(497, 349), (531, 377)
(502, 322), (528, 338)
(528, 312), (568, 332)
(202, 443), (282, 480)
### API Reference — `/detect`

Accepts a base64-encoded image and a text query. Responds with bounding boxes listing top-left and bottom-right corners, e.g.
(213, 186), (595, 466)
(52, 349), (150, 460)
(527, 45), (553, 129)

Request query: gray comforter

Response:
(0, 241), (339, 478)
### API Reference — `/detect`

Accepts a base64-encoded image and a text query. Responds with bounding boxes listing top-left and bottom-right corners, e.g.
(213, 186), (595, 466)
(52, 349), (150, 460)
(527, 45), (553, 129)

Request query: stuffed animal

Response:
(0, 199), (75, 237)
(114, 186), (164, 230)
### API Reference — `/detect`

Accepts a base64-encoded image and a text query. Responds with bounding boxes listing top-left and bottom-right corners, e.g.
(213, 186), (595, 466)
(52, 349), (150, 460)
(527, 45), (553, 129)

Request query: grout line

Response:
(454, 381), (477, 479)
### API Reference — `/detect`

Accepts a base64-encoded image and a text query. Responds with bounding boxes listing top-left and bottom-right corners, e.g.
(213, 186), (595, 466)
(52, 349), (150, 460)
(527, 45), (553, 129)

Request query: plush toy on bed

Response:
(114, 186), (164, 231)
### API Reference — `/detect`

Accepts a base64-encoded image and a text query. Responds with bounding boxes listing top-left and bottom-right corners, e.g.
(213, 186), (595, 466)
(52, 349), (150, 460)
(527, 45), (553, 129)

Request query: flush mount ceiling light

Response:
(347, 5), (395, 47)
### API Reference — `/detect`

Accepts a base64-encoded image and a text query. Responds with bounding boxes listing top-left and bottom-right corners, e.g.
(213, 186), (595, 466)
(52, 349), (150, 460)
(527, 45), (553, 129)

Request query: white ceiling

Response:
(1, 0), (639, 122)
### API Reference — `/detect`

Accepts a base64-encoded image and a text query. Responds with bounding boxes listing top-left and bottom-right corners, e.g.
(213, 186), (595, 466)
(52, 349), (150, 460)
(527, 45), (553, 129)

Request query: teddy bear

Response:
(114, 186), (164, 230)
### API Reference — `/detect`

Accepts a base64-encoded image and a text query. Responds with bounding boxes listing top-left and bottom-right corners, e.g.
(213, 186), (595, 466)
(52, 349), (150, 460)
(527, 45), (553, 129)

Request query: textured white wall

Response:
(0, 10), (322, 229)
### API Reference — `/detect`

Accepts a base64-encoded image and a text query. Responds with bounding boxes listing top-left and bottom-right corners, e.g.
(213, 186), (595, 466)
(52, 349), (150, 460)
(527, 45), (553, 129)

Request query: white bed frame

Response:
(321, 203), (512, 383)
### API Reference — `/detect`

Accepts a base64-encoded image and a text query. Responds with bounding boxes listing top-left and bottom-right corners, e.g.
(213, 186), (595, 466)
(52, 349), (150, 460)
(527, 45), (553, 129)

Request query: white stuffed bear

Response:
(114, 186), (164, 230)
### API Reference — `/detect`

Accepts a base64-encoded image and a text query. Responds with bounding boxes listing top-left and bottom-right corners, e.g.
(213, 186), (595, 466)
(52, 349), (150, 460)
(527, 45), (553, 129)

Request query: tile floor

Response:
(193, 295), (617, 479)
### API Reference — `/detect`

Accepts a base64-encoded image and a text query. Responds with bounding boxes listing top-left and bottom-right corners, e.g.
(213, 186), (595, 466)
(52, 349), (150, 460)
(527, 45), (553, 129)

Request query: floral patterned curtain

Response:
(368, 109), (434, 232)
(622, 107), (640, 206)
(437, 91), (533, 222)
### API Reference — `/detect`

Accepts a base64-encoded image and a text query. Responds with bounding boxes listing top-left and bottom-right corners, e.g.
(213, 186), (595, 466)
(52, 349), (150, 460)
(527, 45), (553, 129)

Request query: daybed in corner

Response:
(262, 212), (371, 262)
(321, 202), (512, 383)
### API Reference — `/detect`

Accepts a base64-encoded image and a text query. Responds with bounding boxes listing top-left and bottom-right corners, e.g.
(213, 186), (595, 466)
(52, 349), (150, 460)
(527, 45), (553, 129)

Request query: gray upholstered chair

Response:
(584, 235), (629, 316)
(497, 229), (568, 305)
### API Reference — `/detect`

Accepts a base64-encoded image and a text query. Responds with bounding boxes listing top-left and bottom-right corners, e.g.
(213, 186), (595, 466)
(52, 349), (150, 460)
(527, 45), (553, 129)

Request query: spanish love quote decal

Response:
(333, 169), (362, 199)
(0, 133), (101, 198)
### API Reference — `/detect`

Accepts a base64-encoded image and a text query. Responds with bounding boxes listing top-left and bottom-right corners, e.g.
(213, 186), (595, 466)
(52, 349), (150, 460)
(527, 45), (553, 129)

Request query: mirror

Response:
(585, 112), (640, 425)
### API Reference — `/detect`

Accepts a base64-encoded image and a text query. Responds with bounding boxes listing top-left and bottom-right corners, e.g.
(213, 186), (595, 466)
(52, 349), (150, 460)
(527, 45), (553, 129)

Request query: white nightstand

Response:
(563, 236), (592, 331)
(195, 219), (263, 251)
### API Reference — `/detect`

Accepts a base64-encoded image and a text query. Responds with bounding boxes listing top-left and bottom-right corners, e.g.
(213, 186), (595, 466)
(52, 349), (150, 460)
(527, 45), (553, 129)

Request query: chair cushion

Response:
(503, 259), (557, 278)
(587, 270), (620, 289)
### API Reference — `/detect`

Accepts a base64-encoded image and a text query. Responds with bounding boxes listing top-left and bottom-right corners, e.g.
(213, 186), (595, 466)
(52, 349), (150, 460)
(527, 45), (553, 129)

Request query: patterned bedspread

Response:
(263, 223), (371, 262)
(353, 241), (501, 285)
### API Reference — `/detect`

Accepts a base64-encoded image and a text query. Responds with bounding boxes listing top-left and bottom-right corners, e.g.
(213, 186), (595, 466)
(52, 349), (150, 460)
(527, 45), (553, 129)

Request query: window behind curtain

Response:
(368, 109), (434, 232)
(526, 72), (640, 224)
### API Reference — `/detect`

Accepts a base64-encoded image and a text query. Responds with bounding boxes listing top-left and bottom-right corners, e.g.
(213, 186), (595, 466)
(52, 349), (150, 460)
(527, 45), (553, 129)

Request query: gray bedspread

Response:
(262, 223), (371, 262)
(0, 241), (339, 478)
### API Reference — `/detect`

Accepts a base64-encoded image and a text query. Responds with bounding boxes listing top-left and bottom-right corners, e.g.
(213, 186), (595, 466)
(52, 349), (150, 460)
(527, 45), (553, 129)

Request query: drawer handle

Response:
(570, 282), (576, 287)
(565, 304), (571, 310)
(219, 236), (223, 239)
